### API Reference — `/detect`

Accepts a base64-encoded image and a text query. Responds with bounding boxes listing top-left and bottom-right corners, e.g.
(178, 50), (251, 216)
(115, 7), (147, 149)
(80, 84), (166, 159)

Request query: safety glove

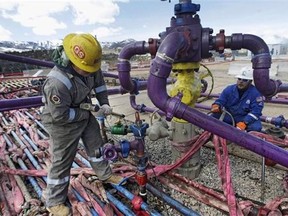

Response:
(211, 104), (221, 113)
(101, 104), (113, 115)
(236, 122), (247, 130)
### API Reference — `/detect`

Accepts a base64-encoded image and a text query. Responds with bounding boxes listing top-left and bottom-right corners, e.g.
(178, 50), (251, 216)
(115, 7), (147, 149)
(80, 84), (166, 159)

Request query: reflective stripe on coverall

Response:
(41, 66), (112, 207)
(212, 84), (264, 132)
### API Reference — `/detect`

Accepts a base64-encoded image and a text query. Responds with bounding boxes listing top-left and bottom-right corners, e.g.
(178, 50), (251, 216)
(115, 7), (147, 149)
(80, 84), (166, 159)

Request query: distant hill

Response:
(0, 39), (136, 53)
(0, 39), (138, 75)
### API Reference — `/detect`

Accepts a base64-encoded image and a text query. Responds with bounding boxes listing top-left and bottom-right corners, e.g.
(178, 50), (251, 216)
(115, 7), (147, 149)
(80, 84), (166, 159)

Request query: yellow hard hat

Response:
(63, 33), (102, 73)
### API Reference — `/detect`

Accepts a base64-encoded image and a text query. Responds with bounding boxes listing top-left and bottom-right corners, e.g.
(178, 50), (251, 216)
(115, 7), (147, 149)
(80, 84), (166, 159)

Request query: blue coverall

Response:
(212, 84), (264, 132)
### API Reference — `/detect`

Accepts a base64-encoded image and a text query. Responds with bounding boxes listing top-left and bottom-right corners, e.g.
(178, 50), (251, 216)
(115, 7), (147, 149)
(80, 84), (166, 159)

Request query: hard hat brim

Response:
(63, 33), (101, 73)
(235, 74), (253, 80)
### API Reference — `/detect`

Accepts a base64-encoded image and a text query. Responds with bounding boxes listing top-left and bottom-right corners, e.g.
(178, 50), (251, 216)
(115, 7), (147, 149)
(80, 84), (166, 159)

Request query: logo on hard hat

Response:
(73, 45), (85, 59)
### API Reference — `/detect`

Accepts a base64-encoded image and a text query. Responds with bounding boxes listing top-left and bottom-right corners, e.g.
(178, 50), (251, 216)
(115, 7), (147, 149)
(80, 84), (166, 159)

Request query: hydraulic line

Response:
(5, 155), (34, 204)
(24, 111), (49, 134)
(106, 191), (136, 216)
(37, 129), (47, 139)
(72, 189), (99, 216)
(18, 127), (38, 150)
(71, 162), (107, 215)
(146, 183), (200, 216)
(75, 151), (91, 167)
(111, 184), (162, 216)
(3, 114), (97, 216)
(3, 133), (43, 198)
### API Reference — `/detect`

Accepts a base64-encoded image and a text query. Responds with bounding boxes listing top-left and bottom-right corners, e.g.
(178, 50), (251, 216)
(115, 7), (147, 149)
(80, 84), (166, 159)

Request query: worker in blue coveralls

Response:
(210, 66), (264, 132)
(41, 33), (124, 216)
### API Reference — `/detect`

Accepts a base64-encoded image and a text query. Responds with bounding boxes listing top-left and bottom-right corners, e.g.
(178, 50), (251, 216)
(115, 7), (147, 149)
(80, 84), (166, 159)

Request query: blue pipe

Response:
(19, 127), (39, 150)
(112, 184), (162, 216)
(106, 192), (136, 216)
(3, 133), (43, 198)
(146, 183), (200, 216)
(72, 189), (98, 216)
(24, 111), (49, 134)
(9, 130), (44, 171)
(75, 153), (91, 167)
(37, 129), (47, 139)
(4, 114), (98, 215)
(17, 159), (43, 198)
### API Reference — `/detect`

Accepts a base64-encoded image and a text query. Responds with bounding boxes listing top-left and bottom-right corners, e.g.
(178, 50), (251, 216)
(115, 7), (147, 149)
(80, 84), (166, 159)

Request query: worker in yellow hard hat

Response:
(41, 33), (124, 216)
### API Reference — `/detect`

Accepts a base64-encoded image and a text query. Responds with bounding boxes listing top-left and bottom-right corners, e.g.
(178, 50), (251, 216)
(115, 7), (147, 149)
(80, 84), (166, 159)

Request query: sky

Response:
(0, 0), (287, 44)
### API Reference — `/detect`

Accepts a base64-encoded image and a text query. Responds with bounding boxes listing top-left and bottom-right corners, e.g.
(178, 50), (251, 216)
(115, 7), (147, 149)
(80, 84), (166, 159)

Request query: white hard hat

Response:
(235, 66), (253, 80)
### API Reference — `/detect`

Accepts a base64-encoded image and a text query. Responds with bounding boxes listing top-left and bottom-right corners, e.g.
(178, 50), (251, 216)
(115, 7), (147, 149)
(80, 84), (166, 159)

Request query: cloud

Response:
(91, 26), (123, 40)
(0, 0), (126, 40)
(70, 1), (120, 25)
(0, 25), (12, 40)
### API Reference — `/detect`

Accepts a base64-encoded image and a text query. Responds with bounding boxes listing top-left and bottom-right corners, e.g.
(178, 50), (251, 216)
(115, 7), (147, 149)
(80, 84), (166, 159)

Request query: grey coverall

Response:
(41, 66), (112, 207)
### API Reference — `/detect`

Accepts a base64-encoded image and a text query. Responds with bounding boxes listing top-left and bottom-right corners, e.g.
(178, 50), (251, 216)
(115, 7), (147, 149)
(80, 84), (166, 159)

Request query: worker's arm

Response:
(43, 78), (89, 124)
(243, 95), (264, 125)
(93, 70), (109, 106)
(211, 86), (231, 112)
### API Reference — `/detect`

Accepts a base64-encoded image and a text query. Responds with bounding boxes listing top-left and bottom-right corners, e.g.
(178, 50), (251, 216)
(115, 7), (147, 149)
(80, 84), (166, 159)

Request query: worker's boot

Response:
(104, 174), (126, 185)
(46, 204), (72, 216)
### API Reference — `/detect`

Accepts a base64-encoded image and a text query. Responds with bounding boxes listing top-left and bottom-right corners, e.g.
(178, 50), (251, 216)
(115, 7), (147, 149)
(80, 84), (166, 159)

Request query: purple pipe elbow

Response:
(129, 94), (165, 115)
(148, 32), (288, 168)
(148, 32), (185, 111)
(240, 34), (277, 97)
(225, 34), (283, 98)
(253, 68), (282, 98)
(117, 41), (150, 92)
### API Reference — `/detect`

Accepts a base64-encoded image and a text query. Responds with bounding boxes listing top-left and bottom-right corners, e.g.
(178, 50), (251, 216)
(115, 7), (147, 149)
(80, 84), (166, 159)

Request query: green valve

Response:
(110, 124), (128, 135)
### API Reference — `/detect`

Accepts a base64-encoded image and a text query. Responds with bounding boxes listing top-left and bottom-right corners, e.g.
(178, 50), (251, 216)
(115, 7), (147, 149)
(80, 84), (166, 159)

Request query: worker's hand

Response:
(211, 104), (221, 113)
(236, 122), (247, 130)
(101, 104), (112, 115)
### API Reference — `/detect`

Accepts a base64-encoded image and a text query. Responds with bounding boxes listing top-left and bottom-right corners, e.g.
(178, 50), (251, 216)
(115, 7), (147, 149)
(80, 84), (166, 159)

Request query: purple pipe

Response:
(0, 81), (149, 111)
(129, 94), (165, 116)
(195, 103), (288, 129)
(0, 53), (54, 68)
(223, 34), (283, 97)
(107, 81), (148, 95)
(148, 32), (288, 168)
(117, 41), (150, 93)
(278, 83), (288, 93)
(0, 88), (129, 112)
(200, 93), (288, 105)
(0, 97), (43, 111)
(102, 72), (119, 79)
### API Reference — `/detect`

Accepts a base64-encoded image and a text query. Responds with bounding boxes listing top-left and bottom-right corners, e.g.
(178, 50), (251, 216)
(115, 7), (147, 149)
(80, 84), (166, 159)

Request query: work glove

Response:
(211, 104), (221, 113)
(101, 104), (112, 115)
(236, 122), (247, 130)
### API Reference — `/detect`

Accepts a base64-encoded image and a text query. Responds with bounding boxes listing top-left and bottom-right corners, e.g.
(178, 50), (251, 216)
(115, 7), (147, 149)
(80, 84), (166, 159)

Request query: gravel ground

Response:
(109, 125), (287, 216)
